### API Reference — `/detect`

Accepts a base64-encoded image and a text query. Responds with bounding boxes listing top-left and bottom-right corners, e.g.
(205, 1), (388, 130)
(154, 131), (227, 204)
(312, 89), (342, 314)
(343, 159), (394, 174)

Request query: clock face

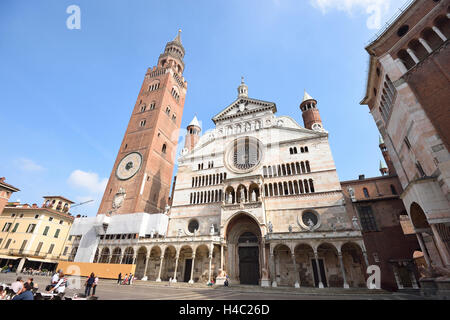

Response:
(116, 152), (142, 180)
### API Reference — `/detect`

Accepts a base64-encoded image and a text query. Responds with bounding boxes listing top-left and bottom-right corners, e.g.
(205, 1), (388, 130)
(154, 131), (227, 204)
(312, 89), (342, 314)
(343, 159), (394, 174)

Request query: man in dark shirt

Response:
(12, 282), (34, 300)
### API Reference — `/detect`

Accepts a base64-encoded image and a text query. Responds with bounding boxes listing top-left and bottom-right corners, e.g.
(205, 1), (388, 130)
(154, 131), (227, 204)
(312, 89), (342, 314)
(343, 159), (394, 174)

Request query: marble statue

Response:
(288, 224), (292, 233)
(307, 218), (315, 228)
(268, 221), (273, 233)
(240, 188), (245, 203)
(352, 216), (360, 230)
(112, 187), (126, 209)
(251, 190), (256, 202)
(210, 224), (215, 235)
(164, 204), (170, 215)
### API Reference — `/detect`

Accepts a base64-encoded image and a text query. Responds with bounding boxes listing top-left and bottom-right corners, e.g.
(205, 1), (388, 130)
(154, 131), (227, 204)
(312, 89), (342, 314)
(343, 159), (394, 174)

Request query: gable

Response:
(212, 97), (277, 124)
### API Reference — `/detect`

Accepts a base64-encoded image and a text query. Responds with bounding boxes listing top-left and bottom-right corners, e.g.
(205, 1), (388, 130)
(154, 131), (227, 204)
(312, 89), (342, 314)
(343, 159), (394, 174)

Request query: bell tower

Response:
(98, 30), (188, 215)
(300, 90), (323, 131)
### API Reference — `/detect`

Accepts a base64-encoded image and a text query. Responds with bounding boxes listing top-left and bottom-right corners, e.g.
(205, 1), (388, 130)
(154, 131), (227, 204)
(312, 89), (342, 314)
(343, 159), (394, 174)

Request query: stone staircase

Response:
(131, 280), (390, 295)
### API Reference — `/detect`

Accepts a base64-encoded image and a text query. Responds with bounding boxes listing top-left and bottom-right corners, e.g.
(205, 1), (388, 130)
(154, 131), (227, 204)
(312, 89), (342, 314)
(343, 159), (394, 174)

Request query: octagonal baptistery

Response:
(168, 81), (366, 287)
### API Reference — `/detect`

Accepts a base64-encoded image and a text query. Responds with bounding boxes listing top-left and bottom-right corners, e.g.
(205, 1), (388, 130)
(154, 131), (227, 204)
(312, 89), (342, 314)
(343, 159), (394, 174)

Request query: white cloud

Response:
(16, 158), (45, 172)
(67, 169), (107, 194)
(310, 0), (404, 29)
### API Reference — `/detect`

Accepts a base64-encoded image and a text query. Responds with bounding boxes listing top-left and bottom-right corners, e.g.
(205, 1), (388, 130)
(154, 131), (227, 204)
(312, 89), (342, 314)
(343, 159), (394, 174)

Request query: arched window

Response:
(304, 179), (309, 193)
(309, 179), (315, 193)
(304, 146), (309, 153)
(363, 188), (370, 198)
(289, 148), (293, 154)
(299, 180), (304, 194)
(305, 161), (311, 173)
(397, 49), (416, 70)
(300, 162), (306, 173)
(162, 144), (167, 154)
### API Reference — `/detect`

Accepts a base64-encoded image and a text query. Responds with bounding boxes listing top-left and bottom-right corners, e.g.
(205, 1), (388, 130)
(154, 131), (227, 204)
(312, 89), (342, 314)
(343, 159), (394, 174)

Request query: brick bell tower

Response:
(98, 30), (188, 216)
(300, 90), (323, 131)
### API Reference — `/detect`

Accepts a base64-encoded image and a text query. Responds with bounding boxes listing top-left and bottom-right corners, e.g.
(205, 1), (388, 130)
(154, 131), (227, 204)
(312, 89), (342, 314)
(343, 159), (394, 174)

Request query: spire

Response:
(379, 135), (384, 145)
(237, 76), (248, 98)
(379, 159), (387, 169)
(302, 90), (314, 102)
(188, 115), (201, 129)
(174, 29), (182, 45)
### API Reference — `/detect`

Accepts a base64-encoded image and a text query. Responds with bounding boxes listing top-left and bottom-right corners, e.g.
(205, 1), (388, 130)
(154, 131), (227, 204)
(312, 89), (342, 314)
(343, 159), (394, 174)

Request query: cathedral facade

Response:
(67, 32), (370, 288)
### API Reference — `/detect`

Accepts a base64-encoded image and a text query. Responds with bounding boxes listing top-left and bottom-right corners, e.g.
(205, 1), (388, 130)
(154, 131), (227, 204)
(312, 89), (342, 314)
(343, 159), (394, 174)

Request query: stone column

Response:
(418, 38), (433, 53)
(314, 251), (324, 288)
(408, 265), (419, 289)
(142, 254), (150, 281)
(269, 252), (277, 287)
(392, 264), (404, 289)
(220, 244), (224, 271)
(338, 252), (349, 289)
(189, 253), (196, 284)
(395, 58), (408, 74)
(119, 254), (124, 264)
(173, 254), (180, 283)
(291, 253), (300, 288)
(208, 253), (213, 283)
(107, 255), (112, 264)
(432, 26), (447, 41)
(431, 224), (450, 267)
(132, 255), (137, 265)
(406, 48), (420, 64)
(363, 251), (370, 270)
(156, 256), (164, 282)
(415, 233), (431, 267)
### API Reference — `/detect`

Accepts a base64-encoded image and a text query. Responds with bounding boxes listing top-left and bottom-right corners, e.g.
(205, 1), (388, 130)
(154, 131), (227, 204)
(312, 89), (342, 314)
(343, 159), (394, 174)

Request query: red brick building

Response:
(360, 0), (450, 270)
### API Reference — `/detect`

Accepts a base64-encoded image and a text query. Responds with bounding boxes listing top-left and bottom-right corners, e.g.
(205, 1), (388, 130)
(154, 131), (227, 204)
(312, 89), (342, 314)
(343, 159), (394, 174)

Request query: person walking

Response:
(84, 273), (95, 297)
(92, 276), (99, 296)
(117, 272), (122, 285)
(128, 273), (133, 285)
(122, 274), (128, 285)
(49, 272), (68, 295)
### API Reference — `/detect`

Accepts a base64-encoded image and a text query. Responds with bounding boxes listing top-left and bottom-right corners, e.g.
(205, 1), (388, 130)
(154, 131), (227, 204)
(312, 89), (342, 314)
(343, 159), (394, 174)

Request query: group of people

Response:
(0, 276), (37, 300)
(21, 268), (52, 276)
(117, 272), (134, 285)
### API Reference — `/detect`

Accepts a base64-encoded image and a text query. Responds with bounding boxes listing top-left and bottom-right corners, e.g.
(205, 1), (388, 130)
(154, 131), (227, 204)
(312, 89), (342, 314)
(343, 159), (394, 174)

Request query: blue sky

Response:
(0, 0), (407, 216)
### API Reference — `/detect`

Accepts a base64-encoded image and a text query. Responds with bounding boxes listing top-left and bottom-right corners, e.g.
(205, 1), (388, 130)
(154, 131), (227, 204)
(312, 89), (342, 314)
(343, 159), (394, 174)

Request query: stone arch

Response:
(293, 243), (315, 287)
(111, 247), (121, 264)
(248, 182), (260, 202)
(93, 248), (100, 263)
(178, 245), (194, 282)
(316, 242), (340, 288)
(194, 244), (210, 283)
(236, 184), (248, 203)
(225, 212), (262, 284)
(409, 202), (430, 230)
(225, 186), (235, 204)
(99, 247), (110, 263)
(147, 246), (163, 281)
(161, 245), (177, 281)
(122, 247), (134, 264)
(341, 242), (366, 288)
(135, 246), (148, 279)
(272, 243), (292, 286)
(434, 14), (450, 39)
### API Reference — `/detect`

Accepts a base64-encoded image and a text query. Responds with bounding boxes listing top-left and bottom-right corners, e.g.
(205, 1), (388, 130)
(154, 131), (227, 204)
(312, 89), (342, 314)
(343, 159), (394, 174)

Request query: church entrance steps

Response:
(132, 280), (394, 296)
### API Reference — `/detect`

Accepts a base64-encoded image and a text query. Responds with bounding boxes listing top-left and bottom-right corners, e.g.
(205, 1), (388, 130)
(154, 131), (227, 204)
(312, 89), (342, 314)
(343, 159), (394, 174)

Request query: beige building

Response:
(0, 196), (75, 272)
(360, 0), (450, 270)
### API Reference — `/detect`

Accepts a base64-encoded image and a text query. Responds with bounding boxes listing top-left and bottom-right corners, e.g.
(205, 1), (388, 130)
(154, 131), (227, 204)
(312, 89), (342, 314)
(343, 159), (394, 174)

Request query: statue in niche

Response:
(112, 188), (126, 209)
(240, 188), (245, 203)
(251, 190), (257, 202)
(288, 224), (293, 233)
(164, 204), (170, 215)
(352, 216), (360, 230)
(307, 218), (315, 228)
(268, 221), (273, 233)
(347, 186), (355, 201)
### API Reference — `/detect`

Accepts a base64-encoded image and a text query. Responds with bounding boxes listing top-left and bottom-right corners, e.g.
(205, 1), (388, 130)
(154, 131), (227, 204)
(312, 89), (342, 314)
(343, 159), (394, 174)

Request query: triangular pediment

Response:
(212, 97), (277, 123)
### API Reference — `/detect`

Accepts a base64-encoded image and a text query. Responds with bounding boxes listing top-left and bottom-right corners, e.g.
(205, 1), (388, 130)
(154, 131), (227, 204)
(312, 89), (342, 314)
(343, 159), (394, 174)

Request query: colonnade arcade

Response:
(94, 242), (223, 283)
(268, 240), (368, 288)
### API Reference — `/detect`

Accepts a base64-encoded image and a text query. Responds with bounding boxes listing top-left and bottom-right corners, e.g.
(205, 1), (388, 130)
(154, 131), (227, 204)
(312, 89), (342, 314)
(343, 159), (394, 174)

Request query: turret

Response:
(300, 90), (323, 131)
(185, 115), (201, 152)
(237, 77), (248, 98)
(379, 160), (388, 175)
(379, 135), (396, 175)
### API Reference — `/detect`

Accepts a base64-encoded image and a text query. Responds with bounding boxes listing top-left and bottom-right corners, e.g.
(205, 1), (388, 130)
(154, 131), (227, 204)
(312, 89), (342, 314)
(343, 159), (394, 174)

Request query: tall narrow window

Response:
(390, 184), (397, 195)
(363, 188), (370, 198)
(162, 144), (167, 154)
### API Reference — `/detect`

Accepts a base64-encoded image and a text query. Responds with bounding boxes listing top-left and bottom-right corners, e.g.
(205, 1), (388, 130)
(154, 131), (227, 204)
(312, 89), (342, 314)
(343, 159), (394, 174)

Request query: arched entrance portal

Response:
(238, 232), (260, 285)
(226, 212), (262, 285)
